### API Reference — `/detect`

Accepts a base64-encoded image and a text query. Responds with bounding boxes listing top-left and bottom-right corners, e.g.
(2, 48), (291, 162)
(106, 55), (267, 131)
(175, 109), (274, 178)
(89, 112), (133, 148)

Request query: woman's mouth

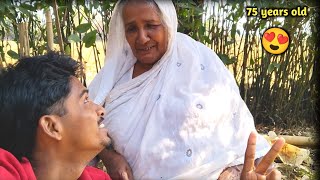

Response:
(138, 45), (155, 51)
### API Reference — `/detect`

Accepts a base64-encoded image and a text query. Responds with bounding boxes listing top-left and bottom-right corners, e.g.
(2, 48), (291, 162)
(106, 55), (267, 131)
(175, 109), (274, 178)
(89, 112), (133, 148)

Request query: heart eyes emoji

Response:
(262, 27), (289, 54)
(264, 32), (275, 42)
(264, 32), (288, 44)
(277, 34), (288, 44)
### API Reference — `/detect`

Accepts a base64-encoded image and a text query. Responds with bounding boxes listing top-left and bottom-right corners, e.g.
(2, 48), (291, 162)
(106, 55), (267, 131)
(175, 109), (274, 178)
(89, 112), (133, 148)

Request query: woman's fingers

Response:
(242, 132), (257, 173)
(255, 137), (285, 174)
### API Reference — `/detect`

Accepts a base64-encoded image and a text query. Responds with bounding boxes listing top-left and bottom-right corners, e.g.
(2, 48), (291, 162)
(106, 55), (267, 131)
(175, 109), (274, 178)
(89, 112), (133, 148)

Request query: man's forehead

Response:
(69, 77), (88, 97)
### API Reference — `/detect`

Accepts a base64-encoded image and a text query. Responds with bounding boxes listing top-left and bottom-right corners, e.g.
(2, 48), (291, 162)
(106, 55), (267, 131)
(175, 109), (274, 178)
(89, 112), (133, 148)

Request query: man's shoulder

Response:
(0, 148), (36, 180)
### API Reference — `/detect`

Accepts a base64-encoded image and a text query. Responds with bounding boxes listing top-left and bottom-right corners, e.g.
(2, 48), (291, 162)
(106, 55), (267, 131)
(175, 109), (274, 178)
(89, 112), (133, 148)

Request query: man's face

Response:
(60, 77), (110, 152)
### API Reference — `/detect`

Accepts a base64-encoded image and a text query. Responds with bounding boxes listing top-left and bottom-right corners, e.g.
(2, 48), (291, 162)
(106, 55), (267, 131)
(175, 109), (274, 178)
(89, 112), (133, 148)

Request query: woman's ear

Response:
(38, 115), (63, 140)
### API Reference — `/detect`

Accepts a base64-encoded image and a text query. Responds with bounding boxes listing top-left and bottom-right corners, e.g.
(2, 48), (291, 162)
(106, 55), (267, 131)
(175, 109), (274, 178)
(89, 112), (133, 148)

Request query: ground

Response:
(256, 125), (318, 180)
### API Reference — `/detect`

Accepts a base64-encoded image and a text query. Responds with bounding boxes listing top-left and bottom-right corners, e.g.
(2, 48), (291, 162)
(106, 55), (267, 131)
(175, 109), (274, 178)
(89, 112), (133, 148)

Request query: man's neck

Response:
(31, 150), (90, 180)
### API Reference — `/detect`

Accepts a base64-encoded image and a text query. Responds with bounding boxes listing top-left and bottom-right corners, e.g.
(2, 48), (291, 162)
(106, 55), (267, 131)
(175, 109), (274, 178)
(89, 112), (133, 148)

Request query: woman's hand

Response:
(99, 148), (133, 180)
(240, 132), (285, 180)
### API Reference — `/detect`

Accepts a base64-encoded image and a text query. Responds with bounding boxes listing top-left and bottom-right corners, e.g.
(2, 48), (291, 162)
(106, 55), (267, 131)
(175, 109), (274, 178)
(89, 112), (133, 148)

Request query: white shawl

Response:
(89, 1), (270, 179)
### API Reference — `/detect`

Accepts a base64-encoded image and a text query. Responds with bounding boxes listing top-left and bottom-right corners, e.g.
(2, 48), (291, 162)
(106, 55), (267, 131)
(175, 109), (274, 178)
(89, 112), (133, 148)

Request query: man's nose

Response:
(97, 104), (105, 117)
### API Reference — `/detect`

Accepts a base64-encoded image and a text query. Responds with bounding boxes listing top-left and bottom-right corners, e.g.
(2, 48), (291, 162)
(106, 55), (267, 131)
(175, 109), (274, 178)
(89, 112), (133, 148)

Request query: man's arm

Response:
(98, 148), (133, 180)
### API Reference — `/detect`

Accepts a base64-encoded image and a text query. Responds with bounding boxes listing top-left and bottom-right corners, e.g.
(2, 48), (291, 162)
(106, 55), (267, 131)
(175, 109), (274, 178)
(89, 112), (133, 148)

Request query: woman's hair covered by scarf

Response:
(106, 0), (178, 62)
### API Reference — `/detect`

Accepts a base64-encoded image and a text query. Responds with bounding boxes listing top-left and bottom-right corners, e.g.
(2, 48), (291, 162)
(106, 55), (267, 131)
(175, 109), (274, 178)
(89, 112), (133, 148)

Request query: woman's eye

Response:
(126, 26), (137, 33)
(147, 24), (159, 29)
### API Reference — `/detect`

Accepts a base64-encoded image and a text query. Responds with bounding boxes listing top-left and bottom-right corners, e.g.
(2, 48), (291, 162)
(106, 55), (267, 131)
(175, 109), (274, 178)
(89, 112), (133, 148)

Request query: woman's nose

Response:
(137, 29), (150, 44)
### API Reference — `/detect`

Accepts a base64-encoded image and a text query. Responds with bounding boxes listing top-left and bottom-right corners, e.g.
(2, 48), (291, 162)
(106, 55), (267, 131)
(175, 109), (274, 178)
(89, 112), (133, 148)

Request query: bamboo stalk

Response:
(18, 22), (30, 57)
(52, 0), (64, 53)
(18, 23), (24, 57)
(45, 8), (54, 51)
(0, 54), (3, 69)
(24, 23), (30, 56)
(280, 135), (316, 147)
(263, 134), (317, 148)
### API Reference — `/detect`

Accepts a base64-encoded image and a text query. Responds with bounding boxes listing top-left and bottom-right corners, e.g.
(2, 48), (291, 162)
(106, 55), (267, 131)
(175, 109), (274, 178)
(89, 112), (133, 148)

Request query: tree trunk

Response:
(45, 9), (54, 51)
(53, 0), (64, 53)
(18, 22), (30, 57)
(240, 20), (249, 101)
(0, 54), (4, 70)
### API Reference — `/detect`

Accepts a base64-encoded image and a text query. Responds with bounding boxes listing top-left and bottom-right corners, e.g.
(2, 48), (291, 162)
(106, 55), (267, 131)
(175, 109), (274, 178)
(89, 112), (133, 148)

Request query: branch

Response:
(52, 0), (64, 53)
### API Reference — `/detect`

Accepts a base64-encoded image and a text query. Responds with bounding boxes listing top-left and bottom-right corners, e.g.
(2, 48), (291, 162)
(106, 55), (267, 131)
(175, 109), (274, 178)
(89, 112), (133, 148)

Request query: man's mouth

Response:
(98, 118), (105, 128)
(99, 123), (105, 128)
(270, 44), (279, 50)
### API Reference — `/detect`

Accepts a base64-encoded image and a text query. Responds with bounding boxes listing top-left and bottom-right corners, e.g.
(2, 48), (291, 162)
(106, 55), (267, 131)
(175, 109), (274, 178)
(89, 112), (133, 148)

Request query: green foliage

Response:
(68, 34), (81, 43)
(267, 62), (281, 73)
(75, 23), (92, 33)
(7, 50), (19, 59)
(217, 53), (236, 65)
(82, 30), (97, 48)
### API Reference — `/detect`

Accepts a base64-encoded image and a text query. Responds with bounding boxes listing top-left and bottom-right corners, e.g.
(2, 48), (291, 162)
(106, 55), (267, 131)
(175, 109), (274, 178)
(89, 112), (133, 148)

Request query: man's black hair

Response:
(0, 52), (81, 160)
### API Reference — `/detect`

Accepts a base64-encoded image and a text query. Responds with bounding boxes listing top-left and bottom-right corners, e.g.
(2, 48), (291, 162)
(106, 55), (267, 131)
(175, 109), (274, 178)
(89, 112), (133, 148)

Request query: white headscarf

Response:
(89, 1), (270, 179)
(89, 0), (177, 105)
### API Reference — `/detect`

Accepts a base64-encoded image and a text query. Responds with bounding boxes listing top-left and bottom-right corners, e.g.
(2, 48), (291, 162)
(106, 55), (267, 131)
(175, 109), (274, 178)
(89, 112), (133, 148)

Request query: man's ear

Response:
(38, 115), (63, 140)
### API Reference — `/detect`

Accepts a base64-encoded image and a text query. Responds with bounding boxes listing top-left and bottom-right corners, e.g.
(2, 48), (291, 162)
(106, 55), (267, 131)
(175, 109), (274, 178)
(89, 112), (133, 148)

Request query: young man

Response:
(0, 52), (111, 180)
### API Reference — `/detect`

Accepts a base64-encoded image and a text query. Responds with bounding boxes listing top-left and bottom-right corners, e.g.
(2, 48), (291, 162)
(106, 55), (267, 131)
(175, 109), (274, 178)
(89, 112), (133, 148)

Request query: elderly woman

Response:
(89, 0), (284, 179)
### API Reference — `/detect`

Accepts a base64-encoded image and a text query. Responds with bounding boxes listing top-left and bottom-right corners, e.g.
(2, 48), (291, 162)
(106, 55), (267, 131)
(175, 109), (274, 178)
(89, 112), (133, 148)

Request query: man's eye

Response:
(84, 97), (89, 103)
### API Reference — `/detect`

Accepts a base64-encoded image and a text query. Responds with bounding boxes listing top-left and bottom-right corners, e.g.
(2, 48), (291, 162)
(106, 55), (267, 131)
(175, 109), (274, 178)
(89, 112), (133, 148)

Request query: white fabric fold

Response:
(89, 1), (270, 179)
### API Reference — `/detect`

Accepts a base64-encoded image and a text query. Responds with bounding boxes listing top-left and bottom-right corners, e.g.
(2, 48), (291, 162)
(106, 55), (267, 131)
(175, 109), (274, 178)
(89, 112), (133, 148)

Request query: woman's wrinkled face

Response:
(122, 1), (168, 65)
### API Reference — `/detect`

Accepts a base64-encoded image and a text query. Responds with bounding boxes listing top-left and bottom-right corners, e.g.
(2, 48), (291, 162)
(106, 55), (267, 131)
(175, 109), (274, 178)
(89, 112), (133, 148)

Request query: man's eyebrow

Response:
(79, 89), (89, 98)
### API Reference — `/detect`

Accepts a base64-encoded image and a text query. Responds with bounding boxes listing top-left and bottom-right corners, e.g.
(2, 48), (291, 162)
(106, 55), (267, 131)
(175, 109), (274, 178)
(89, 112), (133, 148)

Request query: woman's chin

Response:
(136, 56), (160, 65)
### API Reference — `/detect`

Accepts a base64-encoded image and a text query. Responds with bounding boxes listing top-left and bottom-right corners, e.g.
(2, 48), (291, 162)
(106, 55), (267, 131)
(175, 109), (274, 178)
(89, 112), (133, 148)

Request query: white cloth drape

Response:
(89, 1), (270, 179)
